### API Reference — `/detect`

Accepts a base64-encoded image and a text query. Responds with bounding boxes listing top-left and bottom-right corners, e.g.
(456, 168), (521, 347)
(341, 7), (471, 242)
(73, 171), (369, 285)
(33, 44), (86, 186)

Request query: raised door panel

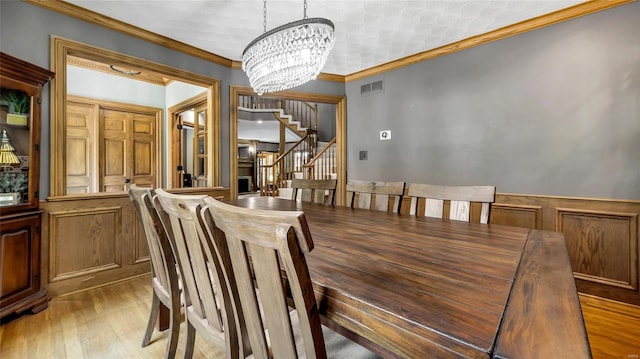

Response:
(0, 214), (41, 308)
(131, 114), (155, 188)
(66, 101), (97, 194)
(0, 227), (31, 298)
(100, 109), (128, 192)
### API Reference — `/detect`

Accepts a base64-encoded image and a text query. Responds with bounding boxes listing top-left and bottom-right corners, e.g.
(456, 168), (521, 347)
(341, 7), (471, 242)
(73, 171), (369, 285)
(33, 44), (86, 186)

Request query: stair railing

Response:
(281, 99), (318, 131)
(239, 95), (279, 110)
(257, 152), (277, 196)
(239, 95), (318, 132)
(257, 133), (315, 196)
(303, 138), (336, 180)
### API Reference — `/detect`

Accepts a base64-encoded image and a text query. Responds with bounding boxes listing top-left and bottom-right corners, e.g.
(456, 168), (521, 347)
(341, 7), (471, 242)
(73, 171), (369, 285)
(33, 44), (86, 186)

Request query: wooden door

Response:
(66, 101), (98, 194)
(193, 104), (207, 187)
(100, 109), (156, 192)
(130, 114), (156, 187)
(171, 112), (185, 188)
(100, 109), (128, 192)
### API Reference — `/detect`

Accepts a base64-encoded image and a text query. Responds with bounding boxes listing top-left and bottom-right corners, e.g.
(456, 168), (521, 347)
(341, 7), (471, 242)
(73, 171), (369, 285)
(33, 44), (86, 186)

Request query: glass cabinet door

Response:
(0, 53), (53, 215)
(0, 88), (31, 207)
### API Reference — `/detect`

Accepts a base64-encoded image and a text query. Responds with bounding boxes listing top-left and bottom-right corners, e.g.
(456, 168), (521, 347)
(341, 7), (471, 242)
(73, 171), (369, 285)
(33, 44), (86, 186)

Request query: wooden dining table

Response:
(229, 196), (591, 358)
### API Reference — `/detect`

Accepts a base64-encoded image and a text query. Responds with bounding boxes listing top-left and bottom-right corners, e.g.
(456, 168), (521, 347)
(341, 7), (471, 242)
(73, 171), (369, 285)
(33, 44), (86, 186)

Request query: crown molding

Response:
(345, 0), (634, 82)
(27, 0), (632, 84)
(67, 55), (170, 85)
(26, 0), (233, 68)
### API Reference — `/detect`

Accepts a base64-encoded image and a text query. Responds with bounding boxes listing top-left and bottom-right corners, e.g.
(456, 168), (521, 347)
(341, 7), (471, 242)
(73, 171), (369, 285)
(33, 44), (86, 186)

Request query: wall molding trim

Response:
(40, 188), (230, 297)
(48, 206), (123, 282)
(345, 0), (633, 81)
(26, 0), (633, 83)
(493, 193), (640, 306)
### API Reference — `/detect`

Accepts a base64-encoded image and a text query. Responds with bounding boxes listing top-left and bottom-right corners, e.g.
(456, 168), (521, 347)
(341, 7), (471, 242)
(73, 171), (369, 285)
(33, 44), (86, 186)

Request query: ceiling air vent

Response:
(360, 80), (383, 96)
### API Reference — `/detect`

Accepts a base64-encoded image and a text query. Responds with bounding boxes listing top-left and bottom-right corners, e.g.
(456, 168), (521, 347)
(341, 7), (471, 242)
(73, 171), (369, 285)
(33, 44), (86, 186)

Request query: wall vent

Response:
(360, 83), (371, 95)
(371, 80), (383, 92)
(360, 80), (383, 96)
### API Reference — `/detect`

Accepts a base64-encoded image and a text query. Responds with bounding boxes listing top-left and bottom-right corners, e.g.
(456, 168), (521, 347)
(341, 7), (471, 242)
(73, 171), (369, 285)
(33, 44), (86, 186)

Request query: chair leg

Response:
(183, 320), (196, 359)
(142, 292), (160, 347)
(164, 297), (181, 359)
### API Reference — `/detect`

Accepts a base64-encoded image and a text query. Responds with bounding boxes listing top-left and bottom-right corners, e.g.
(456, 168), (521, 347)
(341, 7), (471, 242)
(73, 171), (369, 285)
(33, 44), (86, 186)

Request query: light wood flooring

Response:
(0, 276), (224, 358)
(1, 275), (639, 358)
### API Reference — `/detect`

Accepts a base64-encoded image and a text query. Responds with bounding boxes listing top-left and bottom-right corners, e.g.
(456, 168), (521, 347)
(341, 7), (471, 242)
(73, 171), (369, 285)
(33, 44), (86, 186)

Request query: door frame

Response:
(50, 36), (220, 196)
(168, 92), (207, 188)
(230, 86), (346, 205)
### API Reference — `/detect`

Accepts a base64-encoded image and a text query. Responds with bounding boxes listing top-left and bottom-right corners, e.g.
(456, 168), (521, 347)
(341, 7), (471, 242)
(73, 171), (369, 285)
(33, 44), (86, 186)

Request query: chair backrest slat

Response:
(201, 196), (326, 359)
(291, 179), (337, 206)
(425, 198), (445, 218)
(128, 185), (175, 294)
(406, 184), (496, 224)
(346, 180), (405, 213)
(153, 189), (238, 356)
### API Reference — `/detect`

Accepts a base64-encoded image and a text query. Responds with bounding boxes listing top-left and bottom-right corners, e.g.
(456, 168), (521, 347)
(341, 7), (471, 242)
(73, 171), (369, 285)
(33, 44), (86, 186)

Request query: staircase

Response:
(303, 139), (337, 180)
(239, 95), (336, 197)
(238, 95), (318, 138)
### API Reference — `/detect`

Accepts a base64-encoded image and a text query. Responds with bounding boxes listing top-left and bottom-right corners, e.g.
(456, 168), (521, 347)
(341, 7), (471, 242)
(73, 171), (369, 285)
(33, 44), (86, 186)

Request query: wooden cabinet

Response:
(0, 52), (54, 320)
(0, 212), (46, 320)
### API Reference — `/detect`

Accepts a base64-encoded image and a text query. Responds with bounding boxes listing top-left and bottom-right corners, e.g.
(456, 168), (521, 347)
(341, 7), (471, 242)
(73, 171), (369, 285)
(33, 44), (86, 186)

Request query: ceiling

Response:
(63, 0), (587, 76)
(238, 119), (300, 143)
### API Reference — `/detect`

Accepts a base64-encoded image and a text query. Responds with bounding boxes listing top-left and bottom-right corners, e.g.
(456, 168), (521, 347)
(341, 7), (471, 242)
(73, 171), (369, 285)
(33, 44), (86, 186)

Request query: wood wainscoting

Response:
(491, 193), (640, 306)
(40, 187), (230, 297)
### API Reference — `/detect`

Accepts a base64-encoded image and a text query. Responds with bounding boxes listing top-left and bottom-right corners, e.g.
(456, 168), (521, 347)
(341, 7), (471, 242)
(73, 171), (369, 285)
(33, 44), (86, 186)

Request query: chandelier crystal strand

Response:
(242, 0), (335, 95)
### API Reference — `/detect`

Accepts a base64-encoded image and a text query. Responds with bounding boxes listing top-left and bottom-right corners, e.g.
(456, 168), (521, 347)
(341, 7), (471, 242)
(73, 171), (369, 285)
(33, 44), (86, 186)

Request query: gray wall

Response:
(316, 103), (336, 142)
(3, 1), (637, 200)
(346, 1), (640, 200)
(0, 1), (344, 197)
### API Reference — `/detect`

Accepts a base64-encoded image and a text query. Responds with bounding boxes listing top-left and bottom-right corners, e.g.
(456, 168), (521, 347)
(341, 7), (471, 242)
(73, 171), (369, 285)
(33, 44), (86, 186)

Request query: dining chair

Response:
(405, 183), (496, 224)
(128, 185), (181, 359)
(290, 178), (337, 206)
(200, 196), (381, 359)
(346, 180), (405, 213)
(153, 189), (244, 359)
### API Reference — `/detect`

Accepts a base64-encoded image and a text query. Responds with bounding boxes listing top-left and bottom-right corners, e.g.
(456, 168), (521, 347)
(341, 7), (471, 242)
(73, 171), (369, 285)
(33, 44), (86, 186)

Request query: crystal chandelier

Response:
(242, 0), (335, 95)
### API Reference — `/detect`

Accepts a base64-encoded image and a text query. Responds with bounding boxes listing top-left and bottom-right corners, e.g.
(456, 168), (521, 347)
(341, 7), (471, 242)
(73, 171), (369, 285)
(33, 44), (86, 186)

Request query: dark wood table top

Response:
(230, 197), (591, 358)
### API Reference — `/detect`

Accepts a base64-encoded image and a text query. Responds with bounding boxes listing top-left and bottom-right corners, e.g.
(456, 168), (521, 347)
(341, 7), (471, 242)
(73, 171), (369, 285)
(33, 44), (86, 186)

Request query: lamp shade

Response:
(0, 129), (20, 165)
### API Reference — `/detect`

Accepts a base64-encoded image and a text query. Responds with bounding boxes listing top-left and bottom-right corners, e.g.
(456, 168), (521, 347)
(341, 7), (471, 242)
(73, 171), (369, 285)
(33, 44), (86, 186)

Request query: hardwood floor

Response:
(0, 276), (224, 359)
(0, 276), (638, 358)
(580, 293), (640, 359)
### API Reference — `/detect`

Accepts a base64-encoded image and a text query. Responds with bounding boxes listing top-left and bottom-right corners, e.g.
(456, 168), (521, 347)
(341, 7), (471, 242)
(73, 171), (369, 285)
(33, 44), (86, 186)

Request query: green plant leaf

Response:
(0, 89), (29, 114)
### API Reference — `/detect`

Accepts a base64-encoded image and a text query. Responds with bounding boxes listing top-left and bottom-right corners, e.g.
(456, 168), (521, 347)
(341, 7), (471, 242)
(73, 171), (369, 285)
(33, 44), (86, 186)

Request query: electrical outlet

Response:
(359, 151), (368, 160)
(380, 130), (391, 140)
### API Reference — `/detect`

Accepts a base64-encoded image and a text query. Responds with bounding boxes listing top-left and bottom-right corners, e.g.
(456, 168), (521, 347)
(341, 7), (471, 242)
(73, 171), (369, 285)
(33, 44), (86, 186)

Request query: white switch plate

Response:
(380, 130), (391, 140)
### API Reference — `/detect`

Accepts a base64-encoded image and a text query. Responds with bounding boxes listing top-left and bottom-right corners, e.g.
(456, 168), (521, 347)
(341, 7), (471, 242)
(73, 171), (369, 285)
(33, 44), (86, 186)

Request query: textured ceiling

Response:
(64, 0), (586, 76)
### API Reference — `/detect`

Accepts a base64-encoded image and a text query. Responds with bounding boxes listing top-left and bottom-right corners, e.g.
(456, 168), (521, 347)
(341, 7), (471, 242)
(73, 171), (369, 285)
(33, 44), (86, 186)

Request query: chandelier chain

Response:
(263, 0), (267, 33)
(304, 0), (308, 19)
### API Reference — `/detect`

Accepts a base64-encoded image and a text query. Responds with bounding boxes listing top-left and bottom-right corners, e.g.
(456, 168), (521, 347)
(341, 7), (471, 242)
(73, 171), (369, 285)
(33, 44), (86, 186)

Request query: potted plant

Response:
(0, 89), (30, 126)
